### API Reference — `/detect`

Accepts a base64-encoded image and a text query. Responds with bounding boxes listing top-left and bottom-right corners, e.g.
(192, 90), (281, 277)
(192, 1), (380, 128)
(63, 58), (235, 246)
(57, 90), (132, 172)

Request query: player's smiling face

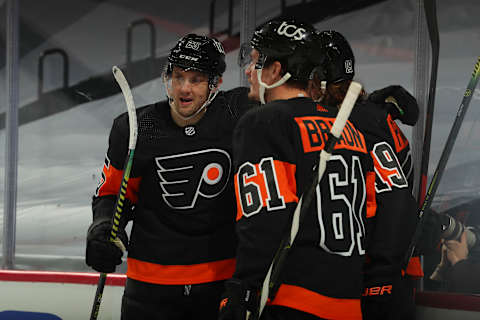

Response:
(170, 66), (209, 118)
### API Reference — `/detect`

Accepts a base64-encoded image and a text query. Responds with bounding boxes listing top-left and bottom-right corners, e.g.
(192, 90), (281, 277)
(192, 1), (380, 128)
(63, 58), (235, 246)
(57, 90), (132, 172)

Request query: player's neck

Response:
(266, 86), (309, 103)
(170, 106), (207, 127)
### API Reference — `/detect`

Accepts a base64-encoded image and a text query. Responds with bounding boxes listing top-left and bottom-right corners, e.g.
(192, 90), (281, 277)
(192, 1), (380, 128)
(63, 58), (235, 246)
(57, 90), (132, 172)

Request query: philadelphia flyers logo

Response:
(155, 149), (231, 210)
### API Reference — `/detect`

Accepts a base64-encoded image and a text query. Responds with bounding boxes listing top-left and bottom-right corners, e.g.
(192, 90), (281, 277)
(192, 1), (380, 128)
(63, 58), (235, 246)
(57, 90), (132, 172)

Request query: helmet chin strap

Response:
(164, 77), (220, 121)
(313, 80), (328, 103)
(257, 69), (291, 104)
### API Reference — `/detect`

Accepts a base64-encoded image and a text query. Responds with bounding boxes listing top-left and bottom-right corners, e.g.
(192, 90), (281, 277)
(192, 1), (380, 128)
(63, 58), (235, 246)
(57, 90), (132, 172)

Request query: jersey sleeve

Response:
(92, 114), (141, 222)
(365, 111), (422, 288)
(232, 108), (298, 288)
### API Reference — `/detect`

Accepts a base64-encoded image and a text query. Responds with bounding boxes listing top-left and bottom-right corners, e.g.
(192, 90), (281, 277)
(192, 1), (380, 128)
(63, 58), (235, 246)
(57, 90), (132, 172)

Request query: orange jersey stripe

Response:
(235, 160), (297, 221)
(97, 162), (140, 203)
(126, 257), (235, 285)
(366, 171), (377, 218)
(294, 116), (367, 154)
(387, 114), (409, 153)
(270, 284), (362, 320)
(405, 256), (424, 278)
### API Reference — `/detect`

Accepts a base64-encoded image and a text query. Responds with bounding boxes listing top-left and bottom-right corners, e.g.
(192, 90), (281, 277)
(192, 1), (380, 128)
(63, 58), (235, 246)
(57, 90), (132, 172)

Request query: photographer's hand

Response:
(430, 244), (450, 281)
(445, 231), (469, 266)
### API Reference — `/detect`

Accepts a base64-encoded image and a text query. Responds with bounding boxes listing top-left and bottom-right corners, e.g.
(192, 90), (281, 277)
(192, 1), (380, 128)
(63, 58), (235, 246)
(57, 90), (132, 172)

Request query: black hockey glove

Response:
(218, 278), (259, 320)
(368, 85), (419, 126)
(86, 217), (128, 273)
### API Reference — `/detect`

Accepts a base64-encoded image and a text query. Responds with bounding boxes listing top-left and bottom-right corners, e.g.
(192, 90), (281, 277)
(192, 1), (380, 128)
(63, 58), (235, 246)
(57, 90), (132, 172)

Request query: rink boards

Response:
(1, 270), (480, 319)
(0, 271), (125, 320)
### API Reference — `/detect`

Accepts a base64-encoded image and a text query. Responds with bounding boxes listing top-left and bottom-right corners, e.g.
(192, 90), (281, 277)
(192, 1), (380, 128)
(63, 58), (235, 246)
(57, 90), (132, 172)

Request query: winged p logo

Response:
(155, 149), (231, 210)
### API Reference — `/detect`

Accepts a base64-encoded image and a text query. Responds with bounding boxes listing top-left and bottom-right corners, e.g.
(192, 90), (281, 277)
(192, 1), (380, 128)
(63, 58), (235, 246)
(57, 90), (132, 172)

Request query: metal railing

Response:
(209, 0), (234, 36)
(126, 18), (156, 66)
(38, 48), (69, 97)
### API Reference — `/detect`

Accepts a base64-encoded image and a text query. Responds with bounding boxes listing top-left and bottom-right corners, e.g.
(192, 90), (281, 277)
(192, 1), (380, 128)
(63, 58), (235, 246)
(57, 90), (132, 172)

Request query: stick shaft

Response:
(403, 56), (480, 268)
(89, 66), (138, 320)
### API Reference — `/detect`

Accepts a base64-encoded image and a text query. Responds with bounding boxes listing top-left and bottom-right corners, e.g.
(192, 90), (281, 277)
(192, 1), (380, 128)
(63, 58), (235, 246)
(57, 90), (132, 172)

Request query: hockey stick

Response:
(416, 0), (440, 206)
(89, 66), (138, 320)
(403, 56), (480, 270)
(254, 81), (362, 319)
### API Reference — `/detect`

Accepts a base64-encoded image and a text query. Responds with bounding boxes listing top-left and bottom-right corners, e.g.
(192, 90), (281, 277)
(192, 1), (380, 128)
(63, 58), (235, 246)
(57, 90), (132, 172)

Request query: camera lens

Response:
(441, 214), (478, 249)
(440, 214), (464, 241)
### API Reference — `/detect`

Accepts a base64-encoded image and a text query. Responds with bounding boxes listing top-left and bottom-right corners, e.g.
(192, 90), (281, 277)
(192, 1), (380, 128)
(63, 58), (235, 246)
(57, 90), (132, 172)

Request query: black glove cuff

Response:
(225, 278), (259, 312)
(92, 195), (134, 229)
(363, 273), (401, 300)
(87, 219), (129, 249)
(87, 219), (111, 240)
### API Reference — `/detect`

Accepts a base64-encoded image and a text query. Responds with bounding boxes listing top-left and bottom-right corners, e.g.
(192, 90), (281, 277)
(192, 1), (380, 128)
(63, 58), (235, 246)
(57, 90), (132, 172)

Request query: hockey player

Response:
(86, 34), (257, 319)
(310, 30), (422, 320)
(218, 18), (377, 320)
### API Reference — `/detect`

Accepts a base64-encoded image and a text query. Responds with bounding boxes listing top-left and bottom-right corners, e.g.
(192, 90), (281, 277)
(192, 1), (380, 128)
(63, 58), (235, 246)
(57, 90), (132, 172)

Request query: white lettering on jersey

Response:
(372, 142), (408, 193)
(277, 21), (306, 40)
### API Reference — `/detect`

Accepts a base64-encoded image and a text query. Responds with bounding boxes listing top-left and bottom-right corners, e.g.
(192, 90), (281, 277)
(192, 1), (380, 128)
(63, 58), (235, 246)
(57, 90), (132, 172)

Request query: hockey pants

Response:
(121, 277), (224, 319)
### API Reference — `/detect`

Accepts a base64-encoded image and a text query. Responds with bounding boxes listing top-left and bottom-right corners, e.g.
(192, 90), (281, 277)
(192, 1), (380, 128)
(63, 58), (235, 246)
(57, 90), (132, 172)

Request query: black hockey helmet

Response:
(166, 33), (226, 86)
(250, 18), (325, 81)
(318, 30), (355, 83)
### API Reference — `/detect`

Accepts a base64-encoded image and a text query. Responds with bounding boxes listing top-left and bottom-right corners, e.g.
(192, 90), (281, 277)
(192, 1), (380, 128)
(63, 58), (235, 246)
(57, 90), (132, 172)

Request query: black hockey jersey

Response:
(232, 97), (376, 319)
(93, 87), (256, 285)
(349, 99), (422, 297)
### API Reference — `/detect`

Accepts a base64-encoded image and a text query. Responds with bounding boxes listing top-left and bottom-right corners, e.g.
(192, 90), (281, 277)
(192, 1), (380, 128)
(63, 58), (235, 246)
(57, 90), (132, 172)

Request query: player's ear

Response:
(307, 80), (318, 100)
(271, 61), (283, 80)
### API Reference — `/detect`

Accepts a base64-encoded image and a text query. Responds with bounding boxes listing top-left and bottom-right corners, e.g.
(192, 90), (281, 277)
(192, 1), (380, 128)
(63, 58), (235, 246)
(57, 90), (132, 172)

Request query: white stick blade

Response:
(330, 81), (362, 138)
(112, 66), (138, 149)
